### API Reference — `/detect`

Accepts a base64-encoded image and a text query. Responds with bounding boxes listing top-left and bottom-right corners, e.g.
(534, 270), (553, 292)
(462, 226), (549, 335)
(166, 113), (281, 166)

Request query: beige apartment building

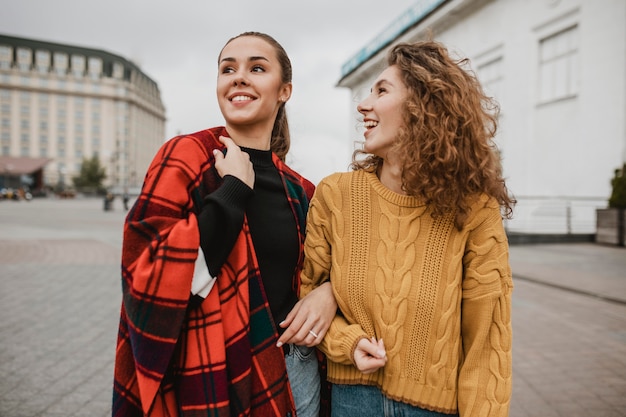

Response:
(0, 34), (166, 194)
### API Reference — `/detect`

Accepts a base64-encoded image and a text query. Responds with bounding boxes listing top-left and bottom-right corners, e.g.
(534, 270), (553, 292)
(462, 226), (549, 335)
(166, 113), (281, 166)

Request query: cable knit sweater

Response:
(300, 170), (513, 417)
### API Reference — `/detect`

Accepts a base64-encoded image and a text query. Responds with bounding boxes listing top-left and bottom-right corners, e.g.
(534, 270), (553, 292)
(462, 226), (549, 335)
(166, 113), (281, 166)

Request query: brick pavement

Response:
(0, 198), (625, 417)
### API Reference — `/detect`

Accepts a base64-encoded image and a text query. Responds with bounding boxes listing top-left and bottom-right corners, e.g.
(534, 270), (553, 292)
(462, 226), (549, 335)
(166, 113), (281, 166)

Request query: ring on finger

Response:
(308, 329), (318, 338)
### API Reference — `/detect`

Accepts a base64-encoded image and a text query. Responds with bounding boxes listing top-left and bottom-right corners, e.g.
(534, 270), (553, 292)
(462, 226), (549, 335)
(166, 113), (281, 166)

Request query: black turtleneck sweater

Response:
(197, 148), (300, 329)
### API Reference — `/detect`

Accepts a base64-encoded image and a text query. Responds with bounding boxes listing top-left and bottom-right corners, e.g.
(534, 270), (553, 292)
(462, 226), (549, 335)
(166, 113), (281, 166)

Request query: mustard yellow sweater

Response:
(300, 170), (512, 417)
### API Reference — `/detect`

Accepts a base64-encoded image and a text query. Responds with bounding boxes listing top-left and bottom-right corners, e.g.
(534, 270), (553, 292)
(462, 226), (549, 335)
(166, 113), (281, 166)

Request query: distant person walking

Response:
(122, 189), (129, 211)
(299, 40), (516, 417)
(112, 32), (335, 417)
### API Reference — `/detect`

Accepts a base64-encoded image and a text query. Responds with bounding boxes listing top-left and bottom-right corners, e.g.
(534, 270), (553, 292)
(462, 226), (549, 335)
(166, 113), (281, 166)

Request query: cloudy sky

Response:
(1, 0), (418, 183)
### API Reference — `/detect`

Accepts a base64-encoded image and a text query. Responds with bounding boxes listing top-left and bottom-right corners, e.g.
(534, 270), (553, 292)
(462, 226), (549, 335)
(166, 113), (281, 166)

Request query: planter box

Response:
(595, 208), (625, 246)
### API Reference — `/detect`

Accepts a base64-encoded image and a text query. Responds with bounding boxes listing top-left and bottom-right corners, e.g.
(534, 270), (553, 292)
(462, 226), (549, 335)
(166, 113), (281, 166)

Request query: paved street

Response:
(0, 197), (625, 417)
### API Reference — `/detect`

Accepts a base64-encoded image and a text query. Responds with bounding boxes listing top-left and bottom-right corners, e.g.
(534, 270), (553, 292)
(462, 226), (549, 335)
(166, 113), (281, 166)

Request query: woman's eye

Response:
(251, 65), (265, 73)
(221, 66), (235, 74)
(377, 87), (387, 94)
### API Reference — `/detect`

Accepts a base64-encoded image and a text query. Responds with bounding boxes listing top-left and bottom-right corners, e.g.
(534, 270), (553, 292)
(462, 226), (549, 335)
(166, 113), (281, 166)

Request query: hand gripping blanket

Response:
(112, 126), (315, 417)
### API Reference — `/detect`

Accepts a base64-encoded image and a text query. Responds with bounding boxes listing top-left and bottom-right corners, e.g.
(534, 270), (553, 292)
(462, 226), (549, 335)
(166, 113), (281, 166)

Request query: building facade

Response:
(337, 0), (626, 234)
(0, 34), (166, 194)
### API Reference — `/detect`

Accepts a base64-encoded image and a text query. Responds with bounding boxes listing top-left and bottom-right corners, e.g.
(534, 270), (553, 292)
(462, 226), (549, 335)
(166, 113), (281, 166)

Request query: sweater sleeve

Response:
(198, 174), (253, 276)
(300, 176), (369, 365)
(299, 181), (332, 298)
(458, 201), (513, 417)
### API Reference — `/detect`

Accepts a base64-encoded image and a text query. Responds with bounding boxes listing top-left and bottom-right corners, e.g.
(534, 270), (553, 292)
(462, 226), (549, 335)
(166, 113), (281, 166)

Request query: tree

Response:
(73, 154), (107, 193)
(609, 163), (626, 209)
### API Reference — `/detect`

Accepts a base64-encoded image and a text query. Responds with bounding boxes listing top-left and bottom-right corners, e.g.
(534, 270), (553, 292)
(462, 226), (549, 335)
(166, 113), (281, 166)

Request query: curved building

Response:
(0, 33), (166, 193)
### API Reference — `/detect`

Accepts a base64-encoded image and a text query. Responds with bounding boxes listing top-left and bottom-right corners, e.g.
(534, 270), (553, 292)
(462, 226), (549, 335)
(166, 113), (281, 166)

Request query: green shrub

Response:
(608, 163), (626, 209)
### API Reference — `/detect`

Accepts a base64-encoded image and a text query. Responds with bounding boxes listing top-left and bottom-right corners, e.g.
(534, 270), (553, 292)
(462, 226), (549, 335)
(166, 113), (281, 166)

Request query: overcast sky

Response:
(1, 0), (419, 183)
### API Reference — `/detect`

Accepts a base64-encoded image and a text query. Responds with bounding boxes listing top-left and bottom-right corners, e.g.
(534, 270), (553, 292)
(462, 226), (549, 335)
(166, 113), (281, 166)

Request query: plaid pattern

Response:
(112, 127), (316, 417)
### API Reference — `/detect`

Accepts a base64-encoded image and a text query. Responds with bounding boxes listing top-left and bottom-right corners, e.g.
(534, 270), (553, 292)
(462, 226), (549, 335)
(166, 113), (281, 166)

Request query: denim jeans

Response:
(285, 344), (320, 417)
(331, 384), (457, 417)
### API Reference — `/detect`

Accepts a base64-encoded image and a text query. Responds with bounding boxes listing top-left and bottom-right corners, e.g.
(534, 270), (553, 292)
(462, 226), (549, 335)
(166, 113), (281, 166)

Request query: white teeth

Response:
(231, 95), (253, 102)
(364, 120), (378, 128)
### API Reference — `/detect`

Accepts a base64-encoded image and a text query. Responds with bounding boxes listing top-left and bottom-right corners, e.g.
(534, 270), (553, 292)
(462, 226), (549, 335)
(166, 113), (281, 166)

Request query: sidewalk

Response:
(0, 198), (625, 417)
(508, 241), (626, 304)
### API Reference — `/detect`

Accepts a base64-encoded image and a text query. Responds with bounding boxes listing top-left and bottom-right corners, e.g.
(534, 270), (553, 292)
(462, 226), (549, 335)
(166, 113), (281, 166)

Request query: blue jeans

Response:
(331, 384), (457, 417)
(285, 344), (320, 417)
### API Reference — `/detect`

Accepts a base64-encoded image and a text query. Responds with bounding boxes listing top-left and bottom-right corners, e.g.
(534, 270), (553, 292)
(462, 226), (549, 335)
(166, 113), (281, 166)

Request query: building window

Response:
(53, 52), (69, 76)
(88, 57), (102, 80)
(71, 54), (86, 77)
(539, 25), (579, 103)
(478, 57), (504, 101)
(16, 47), (32, 71)
(113, 62), (124, 79)
(0, 45), (11, 69)
(35, 50), (51, 73)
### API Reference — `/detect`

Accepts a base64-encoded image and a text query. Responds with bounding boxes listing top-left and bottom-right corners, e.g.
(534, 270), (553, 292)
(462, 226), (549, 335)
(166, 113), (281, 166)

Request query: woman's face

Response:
(357, 65), (408, 159)
(217, 36), (291, 133)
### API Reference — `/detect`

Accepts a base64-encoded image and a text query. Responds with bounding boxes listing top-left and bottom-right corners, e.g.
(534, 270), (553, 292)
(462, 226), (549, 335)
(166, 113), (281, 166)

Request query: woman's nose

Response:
(233, 74), (248, 86)
(357, 100), (372, 114)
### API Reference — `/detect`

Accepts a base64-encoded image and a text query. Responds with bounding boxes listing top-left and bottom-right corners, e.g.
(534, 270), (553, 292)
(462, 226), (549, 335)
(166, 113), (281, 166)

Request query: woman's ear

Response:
(279, 82), (292, 102)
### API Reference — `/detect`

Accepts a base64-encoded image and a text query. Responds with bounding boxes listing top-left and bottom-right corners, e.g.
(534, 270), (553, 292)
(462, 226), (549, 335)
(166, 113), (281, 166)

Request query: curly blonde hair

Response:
(352, 40), (515, 229)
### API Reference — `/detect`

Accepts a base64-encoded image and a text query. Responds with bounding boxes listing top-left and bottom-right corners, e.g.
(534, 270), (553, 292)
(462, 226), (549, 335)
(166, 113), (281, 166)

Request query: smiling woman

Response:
(111, 32), (336, 417)
(299, 40), (516, 417)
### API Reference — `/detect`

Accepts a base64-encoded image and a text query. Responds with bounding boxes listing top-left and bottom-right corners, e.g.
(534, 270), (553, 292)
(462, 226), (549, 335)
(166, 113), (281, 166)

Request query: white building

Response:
(337, 0), (626, 235)
(0, 34), (166, 193)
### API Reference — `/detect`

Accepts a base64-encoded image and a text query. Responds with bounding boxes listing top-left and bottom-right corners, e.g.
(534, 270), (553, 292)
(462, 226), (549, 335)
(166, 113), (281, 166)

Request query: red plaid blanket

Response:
(112, 126), (315, 416)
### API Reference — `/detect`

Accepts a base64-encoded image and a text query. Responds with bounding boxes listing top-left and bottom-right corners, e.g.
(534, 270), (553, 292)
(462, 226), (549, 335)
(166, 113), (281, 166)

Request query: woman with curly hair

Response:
(299, 40), (515, 416)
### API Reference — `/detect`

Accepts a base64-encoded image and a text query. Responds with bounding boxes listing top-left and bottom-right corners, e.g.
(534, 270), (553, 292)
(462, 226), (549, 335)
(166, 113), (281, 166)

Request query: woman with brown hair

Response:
(300, 40), (515, 416)
(112, 32), (335, 417)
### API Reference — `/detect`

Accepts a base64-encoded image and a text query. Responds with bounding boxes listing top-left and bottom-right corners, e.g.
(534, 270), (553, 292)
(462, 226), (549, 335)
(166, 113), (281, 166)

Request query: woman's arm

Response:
(458, 203), (513, 417)
(277, 281), (337, 347)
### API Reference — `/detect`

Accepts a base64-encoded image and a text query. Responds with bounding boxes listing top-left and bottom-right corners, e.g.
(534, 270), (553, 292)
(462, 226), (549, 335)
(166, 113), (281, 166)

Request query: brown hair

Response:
(221, 32), (292, 161)
(352, 40), (515, 229)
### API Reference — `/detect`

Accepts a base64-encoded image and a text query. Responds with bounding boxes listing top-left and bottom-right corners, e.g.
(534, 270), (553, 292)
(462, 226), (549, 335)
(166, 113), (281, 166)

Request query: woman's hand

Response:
(353, 337), (387, 374)
(213, 136), (254, 189)
(276, 281), (337, 347)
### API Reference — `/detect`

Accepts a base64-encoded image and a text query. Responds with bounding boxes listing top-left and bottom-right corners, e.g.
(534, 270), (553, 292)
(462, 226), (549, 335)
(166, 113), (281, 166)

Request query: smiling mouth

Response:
(364, 120), (379, 129)
(230, 95), (254, 102)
